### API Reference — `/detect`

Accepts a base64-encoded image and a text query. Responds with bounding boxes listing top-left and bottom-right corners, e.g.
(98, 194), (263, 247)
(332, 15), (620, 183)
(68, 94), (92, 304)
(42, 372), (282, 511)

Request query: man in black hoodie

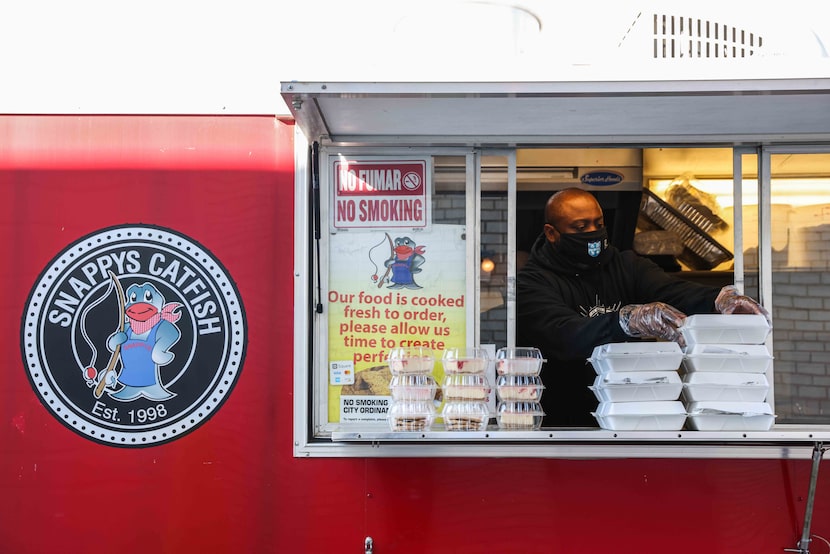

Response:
(516, 187), (767, 427)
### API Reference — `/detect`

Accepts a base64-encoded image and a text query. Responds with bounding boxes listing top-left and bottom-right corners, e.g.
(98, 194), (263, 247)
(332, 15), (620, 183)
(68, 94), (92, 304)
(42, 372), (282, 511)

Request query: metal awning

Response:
(281, 79), (830, 146)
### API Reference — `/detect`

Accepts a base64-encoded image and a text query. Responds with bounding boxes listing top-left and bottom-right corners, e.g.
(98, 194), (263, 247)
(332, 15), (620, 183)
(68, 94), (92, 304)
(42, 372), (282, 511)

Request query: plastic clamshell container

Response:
(386, 347), (435, 375)
(387, 400), (436, 432)
(682, 343), (772, 373)
(589, 371), (682, 402)
(496, 347), (544, 376)
(495, 374), (545, 402)
(686, 401), (775, 431)
(588, 342), (684, 374)
(496, 401), (544, 430)
(442, 373), (491, 401)
(679, 314), (770, 345)
(389, 374), (438, 401)
(592, 401), (687, 431)
(441, 347), (490, 374)
(682, 372), (769, 402)
(441, 401), (490, 431)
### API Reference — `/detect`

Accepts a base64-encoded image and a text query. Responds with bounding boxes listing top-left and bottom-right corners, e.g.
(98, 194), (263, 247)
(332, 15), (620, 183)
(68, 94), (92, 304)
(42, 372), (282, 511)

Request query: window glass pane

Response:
(769, 152), (830, 423)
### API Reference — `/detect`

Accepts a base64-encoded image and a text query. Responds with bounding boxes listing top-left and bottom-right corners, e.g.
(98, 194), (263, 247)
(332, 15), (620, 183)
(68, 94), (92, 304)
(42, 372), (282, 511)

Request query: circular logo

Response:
(21, 225), (246, 447)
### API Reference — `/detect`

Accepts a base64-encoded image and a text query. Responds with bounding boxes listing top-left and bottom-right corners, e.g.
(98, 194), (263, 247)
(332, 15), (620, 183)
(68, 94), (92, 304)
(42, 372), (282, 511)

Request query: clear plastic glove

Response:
(715, 285), (770, 321)
(618, 302), (688, 347)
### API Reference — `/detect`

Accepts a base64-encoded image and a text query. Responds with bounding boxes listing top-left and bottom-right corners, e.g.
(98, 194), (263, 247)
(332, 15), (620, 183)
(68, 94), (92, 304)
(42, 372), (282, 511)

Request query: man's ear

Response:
(543, 223), (558, 243)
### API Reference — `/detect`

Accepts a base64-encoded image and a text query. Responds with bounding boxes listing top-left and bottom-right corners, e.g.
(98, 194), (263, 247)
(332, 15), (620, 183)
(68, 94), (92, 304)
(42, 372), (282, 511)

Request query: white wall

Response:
(2, 0), (829, 116)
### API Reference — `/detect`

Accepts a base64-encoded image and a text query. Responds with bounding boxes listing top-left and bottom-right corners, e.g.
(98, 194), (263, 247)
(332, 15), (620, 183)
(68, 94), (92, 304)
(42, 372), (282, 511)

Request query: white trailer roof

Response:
(281, 79), (830, 146)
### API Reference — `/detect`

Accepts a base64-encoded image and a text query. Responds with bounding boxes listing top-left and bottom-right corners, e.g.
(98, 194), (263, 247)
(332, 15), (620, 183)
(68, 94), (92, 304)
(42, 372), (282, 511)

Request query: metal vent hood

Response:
(280, 79), (830, 146)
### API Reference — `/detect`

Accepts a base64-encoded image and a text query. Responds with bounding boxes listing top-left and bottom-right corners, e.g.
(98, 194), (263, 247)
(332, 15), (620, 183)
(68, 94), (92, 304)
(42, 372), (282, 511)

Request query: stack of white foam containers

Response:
(588, 342), (686, 431)
(439, 347), (492, 431)
(679, 314), (775, 431)
(386, 347), (437, 432)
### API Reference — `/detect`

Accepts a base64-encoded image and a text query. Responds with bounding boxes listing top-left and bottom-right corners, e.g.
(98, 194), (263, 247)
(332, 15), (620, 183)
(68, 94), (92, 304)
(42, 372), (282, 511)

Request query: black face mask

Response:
(554, 227), (611, 268)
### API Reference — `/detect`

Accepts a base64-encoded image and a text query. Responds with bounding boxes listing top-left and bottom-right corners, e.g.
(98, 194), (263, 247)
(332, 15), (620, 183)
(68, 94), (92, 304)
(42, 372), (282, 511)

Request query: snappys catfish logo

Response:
(21, 225), (246, 447)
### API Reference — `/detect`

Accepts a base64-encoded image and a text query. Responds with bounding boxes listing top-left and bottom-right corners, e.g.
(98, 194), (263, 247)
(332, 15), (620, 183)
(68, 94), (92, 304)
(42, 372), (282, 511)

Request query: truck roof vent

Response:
(651, 13), (763, 58)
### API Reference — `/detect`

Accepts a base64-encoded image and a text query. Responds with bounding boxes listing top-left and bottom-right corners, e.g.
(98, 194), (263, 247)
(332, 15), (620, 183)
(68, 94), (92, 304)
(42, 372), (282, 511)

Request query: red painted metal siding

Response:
(1, 115), (828, 554)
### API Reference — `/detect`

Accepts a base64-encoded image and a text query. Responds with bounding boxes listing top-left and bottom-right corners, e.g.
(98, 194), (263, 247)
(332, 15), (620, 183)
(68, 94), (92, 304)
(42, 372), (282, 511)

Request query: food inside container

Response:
(495, 347), (544, 376)
(441, 347), (490, 374)
(441, 401), (490, 431)
(588, 342), (684, 374)
(686, 401), (775, 431)
(682, 343), (772, 373)
(592, 400), (687, 431)
(442, 373), (491, 401)
(589, 371), (682, 402)
(495, 374), (545, 402)
(386, 347), (435, 375)
(387, 400), (436, 432)
(679, 314), (770, 345)
(389, 374), (438, 401)
(682, 372), (769, 402)
(496, 401), (544, 430)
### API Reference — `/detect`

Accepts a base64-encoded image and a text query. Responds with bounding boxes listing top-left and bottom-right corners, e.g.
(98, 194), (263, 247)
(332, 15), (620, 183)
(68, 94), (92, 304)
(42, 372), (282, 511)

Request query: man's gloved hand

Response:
(618, 302), (688, 346)
(715, 285), (770, 321)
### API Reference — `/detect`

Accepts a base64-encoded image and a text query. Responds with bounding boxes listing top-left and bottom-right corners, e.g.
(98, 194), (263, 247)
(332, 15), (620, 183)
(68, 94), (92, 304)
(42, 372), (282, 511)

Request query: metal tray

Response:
(639, 189), (733, 270)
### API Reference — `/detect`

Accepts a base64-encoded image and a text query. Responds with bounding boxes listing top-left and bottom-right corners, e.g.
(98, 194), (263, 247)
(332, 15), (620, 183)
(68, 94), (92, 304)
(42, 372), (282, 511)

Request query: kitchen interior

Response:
(440, 146), (830, 422)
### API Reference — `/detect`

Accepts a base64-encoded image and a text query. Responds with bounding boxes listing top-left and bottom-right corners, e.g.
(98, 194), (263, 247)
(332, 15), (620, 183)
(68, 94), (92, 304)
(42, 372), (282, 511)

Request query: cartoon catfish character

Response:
(105, 282), (182, 401)
(383, 236), (426, 290)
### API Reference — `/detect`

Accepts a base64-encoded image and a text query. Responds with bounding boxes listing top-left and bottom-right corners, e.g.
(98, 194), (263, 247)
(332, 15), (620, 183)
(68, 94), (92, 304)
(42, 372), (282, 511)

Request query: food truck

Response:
(4, 5), (830, 554)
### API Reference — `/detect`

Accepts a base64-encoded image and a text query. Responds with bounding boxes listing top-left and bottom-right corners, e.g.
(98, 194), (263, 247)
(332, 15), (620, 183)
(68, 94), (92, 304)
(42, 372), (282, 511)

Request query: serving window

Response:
(293, 140), (830, 459)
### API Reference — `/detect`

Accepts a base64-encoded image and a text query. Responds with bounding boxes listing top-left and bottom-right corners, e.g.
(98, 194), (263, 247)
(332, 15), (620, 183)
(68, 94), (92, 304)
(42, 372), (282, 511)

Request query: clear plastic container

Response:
(682, 344), (772, 373)
(441, 347), (490, 374)
(496, 401), (544, 430)
(686, 401), (775, 431)
(495, 347), (544, 376)
(592, 401), (687, 431)
(682, 372), (769, 402)
(389, 374), (438, 401)
(588, 342), (684, 374)
(441, 373), (491, 401)
(387, 400), (436, 432)
(495, 374), (545, 402)
(679, 314), (770, 345)
(589, 371), (682, 402)
(386, 347), (435, 375)
(441, 401), (490, 431)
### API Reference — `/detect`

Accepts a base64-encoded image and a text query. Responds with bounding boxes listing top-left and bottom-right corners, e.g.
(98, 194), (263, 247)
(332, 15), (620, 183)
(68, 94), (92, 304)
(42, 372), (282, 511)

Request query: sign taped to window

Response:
(327, 224), (466, 423)
(331, 156), (431, 231)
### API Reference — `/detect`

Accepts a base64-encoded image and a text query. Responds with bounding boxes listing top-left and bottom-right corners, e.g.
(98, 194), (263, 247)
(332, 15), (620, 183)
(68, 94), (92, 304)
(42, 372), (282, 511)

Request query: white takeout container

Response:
(390, 374), (438, 401)
(588, 342), (684, 374)
(682, 372), (769, 402)
(679, 314), (770, 345)
(387, 400), (436, 432)
(441, 373), (491, 401)
(495, 374), (545, 402)
(496, 401), (545, 430)
(686, 401), (775, 431)
(496, 347), (545, 376)
(441, 401), (490, 431)
(386, 347), (435, 375)
(589, 371), (682, 402)
(441, 347), (490, 374)
(592, 401), (687, 431)
(682, 343), (772, 373)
